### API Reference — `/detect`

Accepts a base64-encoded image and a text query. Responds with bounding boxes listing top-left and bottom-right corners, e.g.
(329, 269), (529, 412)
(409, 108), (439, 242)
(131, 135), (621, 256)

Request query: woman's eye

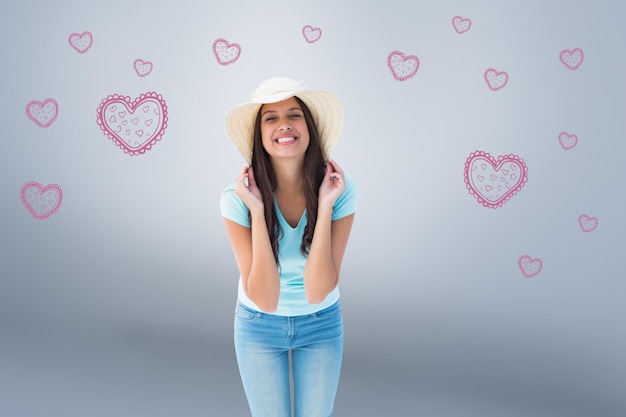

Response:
(289, 113), (302, 119)
(264, 117), (276, 122)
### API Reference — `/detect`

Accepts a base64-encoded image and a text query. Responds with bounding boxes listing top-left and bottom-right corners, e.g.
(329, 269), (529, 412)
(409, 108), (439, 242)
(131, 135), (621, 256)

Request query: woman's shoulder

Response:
(220, 177), (250, 227)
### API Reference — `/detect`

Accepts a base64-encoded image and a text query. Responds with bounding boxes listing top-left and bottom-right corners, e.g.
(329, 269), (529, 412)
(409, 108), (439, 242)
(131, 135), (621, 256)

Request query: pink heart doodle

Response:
(558, 131), (578, 150)
(134, 59), (153, 77)
(96, 92), (168, 156)
(302, 25), (322, 43)
(518, 255), (542, 278)
(20, 181), (63, 220)
(484, 68), (508, 91)
(387, 50), (420, 81)
(213, 38), (241, 66)
(578, 214), (598, 233)
(68, 31), (93, 54)
(464, 150), (528, 208)
(452, 16), (472, 34)
(26, 98), (59, 128)
(559, 48), (584, 70)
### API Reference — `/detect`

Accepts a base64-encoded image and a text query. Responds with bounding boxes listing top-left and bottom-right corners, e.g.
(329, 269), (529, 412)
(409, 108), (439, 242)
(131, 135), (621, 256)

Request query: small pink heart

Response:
(68, 31), (93, 54)
(464, 150), (528, 208)
(302, 25), (322, 43)
(387, 50), (420, 81)
(213, 38), (241, 66)
(96, 92), (168, 156)
(134, 59), (153, 77)
(484, 68), (508, 91)
(559, 48), (584, 70)
(578, 214), (598, 233)
(26, 98), (59, 128)
(452, 16), (472, 34)
(558, 131), (578, 150)
(518, 255), (542, 278)
(20, 182), (63, 220)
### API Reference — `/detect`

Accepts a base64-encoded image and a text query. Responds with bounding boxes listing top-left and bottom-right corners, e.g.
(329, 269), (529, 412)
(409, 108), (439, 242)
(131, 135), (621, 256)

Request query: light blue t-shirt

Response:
(220, 173), (358, 316)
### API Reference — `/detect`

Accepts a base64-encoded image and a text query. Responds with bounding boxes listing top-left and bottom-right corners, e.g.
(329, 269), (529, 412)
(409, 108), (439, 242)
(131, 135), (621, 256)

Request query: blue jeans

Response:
(234, 300), (343, 417)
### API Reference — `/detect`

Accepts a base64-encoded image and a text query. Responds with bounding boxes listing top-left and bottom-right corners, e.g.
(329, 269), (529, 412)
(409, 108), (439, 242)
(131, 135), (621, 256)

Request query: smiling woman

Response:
(259, 98), (311, 161)
(220, 77), (358, 417)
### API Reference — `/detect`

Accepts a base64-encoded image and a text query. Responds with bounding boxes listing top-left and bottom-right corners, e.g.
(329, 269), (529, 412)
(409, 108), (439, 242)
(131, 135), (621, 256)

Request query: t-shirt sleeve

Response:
(332, 173), (358, 221)
(220, 179), (251, 228)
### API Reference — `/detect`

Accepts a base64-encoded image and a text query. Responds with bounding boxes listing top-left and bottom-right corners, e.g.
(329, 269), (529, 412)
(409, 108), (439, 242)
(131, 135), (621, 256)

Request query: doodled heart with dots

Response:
(68, 31), (93, 54)
(559, 48), (584, 70)
(213, 38), (241, 65)
(518, 255), (542, 278)
(452, 16), (472, 34)
(558, 131), (578, 150)
(484, 68), (508, 91)
(464, 150), (528, 208)
(134, 59), (153, 77)
(96, 92), (168, 156)
(302, 25), (322, 43)
(578, 214), (598, 233)
(26, 98), (59, 128)
(20, 181), (63, 220)
(387, 50), (420, 81)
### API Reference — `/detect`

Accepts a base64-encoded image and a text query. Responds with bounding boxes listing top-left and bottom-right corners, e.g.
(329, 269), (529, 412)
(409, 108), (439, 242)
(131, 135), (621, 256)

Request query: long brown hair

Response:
(250, 96), (326, 264)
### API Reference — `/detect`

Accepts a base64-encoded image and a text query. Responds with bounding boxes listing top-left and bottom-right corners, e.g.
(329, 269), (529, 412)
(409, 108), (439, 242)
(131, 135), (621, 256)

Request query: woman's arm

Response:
(303, 160), (355, 304)
(223, 166), (280, 312)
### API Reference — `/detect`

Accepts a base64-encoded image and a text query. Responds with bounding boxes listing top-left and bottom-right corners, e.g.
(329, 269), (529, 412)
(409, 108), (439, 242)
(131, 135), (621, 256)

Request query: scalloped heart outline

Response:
(96, 92), (168, 156)
(464, 150), (528, 208)
(212, 38), (241, 65)
(26, 98), (59, 128)
(387, 50), (420, 81)
(20, 181), (63, 220)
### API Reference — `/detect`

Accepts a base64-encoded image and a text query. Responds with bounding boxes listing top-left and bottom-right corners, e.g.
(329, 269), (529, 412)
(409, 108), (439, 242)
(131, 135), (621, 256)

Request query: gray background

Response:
(1, 0), (625, 416)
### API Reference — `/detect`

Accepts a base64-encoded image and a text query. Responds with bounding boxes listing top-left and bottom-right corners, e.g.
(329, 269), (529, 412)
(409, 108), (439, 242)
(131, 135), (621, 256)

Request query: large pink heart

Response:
(96, 92), (168, 156)
(213, 38), (241, 65)
(464, 150), (528, 208)
(20, 181), (63, 220)
(387, 50), (420, 81)
(26, 98), (59, 128)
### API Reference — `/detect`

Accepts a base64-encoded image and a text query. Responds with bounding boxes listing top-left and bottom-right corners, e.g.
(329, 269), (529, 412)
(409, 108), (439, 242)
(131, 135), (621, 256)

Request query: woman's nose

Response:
(279, 123), (291, 131)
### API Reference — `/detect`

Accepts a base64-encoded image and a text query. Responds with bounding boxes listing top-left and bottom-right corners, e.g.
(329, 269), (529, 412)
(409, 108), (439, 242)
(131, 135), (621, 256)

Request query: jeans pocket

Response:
(235, 303), (261, 321)
(310, 302), (341, 320)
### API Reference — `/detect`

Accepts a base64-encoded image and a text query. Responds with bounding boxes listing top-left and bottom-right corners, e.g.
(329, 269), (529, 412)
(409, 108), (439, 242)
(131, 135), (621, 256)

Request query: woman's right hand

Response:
(235, 165), (264, 214)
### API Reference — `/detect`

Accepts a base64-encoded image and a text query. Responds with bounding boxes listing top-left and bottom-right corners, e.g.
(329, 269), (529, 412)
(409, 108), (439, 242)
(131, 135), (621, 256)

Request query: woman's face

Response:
(259, 97), (310, 161)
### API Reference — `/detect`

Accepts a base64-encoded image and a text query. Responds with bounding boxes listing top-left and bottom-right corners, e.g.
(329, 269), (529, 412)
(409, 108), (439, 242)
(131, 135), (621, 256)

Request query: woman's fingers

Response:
(247, 166), (256, 187)
(325, 160), (344, 184)
(328, 159), (343, 174)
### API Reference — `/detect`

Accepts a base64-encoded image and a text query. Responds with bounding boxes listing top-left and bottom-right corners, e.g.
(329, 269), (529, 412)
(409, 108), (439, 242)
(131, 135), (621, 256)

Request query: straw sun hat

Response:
(225, 77), (344, 163)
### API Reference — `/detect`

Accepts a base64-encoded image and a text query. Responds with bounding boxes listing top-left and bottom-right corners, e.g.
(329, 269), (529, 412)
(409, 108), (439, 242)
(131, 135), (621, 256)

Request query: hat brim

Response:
(225, 90), (343, 164)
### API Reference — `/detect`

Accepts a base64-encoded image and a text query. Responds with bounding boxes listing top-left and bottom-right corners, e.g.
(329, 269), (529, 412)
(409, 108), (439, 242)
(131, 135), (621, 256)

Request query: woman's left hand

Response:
(318, 159), (346, 209)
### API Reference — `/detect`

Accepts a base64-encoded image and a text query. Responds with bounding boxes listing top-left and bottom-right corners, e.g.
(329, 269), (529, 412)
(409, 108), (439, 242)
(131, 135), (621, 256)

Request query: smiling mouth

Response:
(275, 137), (296, 144)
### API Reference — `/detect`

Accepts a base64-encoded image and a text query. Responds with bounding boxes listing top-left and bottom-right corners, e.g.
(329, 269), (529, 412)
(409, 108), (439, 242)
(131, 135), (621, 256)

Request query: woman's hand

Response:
(318, 159), (346, 209)
(235, 165), (264, 214)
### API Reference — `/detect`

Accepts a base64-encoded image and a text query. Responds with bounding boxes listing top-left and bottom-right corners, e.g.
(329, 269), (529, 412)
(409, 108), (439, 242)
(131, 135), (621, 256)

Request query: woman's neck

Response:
(272, 158), (305, 194)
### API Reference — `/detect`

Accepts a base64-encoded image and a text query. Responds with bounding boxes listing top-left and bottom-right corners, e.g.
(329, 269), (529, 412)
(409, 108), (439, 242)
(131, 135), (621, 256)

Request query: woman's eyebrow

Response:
(261, 107), (302, 116)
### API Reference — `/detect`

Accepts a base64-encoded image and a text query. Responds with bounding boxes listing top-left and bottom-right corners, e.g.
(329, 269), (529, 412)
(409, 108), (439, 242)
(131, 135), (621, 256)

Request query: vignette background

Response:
(1, 0), (625, 416)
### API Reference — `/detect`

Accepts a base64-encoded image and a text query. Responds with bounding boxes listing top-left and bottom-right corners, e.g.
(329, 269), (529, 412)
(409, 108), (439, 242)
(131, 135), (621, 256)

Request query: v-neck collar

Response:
(274, 198), (306, 230)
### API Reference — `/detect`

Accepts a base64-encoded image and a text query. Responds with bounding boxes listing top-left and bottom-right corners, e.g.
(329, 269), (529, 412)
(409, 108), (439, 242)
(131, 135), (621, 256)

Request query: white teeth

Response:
(277, 137), (296, 143)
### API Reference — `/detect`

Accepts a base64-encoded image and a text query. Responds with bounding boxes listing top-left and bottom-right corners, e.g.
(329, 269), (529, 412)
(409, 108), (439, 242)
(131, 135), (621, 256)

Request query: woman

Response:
(220, 77), (358, 417)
